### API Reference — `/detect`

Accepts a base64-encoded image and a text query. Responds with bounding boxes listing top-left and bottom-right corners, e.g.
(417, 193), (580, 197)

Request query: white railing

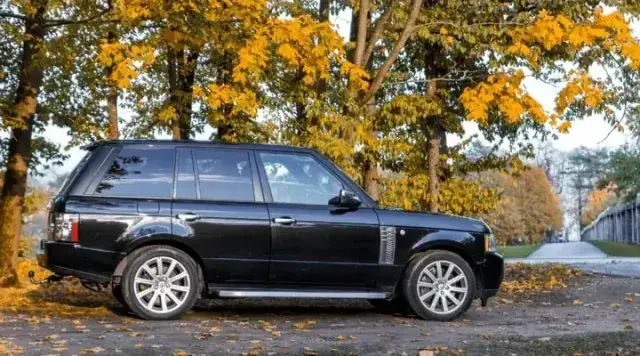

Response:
(581, 197), (640, 244)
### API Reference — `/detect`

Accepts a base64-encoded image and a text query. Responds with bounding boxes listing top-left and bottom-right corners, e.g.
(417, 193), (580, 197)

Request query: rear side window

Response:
(194, 149), (254, 202)
(94, 147), (175, 198)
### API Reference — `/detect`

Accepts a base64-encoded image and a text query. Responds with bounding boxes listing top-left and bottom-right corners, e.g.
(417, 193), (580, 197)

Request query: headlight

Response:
(484, 234), (496, 252)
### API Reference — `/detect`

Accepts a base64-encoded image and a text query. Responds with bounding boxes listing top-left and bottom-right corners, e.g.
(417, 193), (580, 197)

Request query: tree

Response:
(581, 184), (616, 226)
(368, 1), (640, 211)
(0, 0), (353, 285)
(0, 0), (111, 286)
(563, 147), (609, 231)
(478, 166), (563, 245)
(601, 145), (640, 202)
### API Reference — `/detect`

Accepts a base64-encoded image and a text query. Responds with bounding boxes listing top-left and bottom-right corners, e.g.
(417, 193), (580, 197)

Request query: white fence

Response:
(581, 199), (640, 244)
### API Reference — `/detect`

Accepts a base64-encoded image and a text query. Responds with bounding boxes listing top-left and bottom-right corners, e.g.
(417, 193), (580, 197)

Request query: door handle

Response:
(177, 213), (201, 222)
(273, 217), (296, 225)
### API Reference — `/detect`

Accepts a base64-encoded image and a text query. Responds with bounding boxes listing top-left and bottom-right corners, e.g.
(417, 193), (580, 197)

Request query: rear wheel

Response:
(403, 250), (475, 321)
(121, 246), (200, 320)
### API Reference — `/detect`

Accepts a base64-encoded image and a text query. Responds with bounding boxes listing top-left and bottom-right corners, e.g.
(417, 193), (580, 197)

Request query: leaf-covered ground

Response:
(0, 262), (638, 355)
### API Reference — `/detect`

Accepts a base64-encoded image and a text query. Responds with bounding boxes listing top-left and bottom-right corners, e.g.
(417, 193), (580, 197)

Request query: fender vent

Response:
(379, 226), (396, 265)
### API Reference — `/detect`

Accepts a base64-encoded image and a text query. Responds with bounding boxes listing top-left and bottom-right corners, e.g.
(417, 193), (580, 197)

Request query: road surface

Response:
(505, 241), (640, 277)
(528, 241), (607, 259)
(0, 274), (639, 356)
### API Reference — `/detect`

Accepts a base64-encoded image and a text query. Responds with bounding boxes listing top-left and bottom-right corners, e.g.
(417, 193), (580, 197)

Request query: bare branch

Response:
(410, 20), (526, 32)
(361, 0), (399, 66)
(352, 0), (370, 67)
(363, 0), (424, 103)
(0, 12), (28, 21)
(43, 7), (112, 27)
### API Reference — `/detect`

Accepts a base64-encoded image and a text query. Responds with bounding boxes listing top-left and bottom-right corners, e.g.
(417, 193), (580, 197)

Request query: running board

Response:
(216, 290), (388, 299)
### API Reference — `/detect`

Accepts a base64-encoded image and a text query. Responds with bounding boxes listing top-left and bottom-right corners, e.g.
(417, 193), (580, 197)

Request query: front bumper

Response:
(479, 251), (504, 298)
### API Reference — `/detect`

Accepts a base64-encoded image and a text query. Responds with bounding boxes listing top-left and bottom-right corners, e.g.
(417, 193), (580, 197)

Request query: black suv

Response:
(38, 140), (503, 321)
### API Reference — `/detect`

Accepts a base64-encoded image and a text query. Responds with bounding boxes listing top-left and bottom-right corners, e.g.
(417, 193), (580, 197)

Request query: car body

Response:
(38, 140), (504, 320)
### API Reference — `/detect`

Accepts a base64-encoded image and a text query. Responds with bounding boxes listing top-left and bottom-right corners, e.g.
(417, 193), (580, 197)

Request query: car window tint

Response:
(176, 148), (197, 199)
(94, 147), (174, 198)
(259, 152), (343, 205)
(195, 149), (254, 202)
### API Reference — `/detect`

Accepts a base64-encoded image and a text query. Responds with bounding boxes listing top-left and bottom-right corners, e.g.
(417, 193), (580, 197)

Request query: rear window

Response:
(93, 147), (175, 198)
(57, 150), (93, 195)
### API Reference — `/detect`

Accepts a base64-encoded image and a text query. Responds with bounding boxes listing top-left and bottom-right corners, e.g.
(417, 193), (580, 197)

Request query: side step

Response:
(215, 290), (388, 299)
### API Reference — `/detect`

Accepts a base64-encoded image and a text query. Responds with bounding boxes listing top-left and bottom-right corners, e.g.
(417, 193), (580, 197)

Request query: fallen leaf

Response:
(80, 347), (105, 354)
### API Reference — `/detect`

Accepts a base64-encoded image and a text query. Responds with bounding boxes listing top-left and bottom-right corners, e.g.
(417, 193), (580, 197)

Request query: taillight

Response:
(51, 213), (80, 243)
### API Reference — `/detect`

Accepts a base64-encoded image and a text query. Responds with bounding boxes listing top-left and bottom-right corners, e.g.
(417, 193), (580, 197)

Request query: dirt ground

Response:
(1, 273), (639, 356)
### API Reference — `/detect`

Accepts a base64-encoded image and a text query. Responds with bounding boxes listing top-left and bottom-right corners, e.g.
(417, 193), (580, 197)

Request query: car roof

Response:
(84, 140), (316, 153)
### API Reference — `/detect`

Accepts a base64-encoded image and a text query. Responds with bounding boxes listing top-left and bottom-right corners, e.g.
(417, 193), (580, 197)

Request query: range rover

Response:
(38, 140), (504, 321)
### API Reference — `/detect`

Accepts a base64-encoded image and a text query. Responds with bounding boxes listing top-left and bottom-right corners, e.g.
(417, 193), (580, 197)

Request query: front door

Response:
(256, 151), (380, 287)
(171, 147), (271, 283)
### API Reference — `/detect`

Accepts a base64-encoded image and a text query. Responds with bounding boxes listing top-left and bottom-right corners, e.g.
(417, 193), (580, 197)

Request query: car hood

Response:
(375, 207), (491, 234)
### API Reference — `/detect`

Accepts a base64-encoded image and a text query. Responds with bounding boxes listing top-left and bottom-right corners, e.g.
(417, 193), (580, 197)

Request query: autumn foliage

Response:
(478, 166), (563, 246)
(581, 184), (617, 226)
(500, 262), (582, 296)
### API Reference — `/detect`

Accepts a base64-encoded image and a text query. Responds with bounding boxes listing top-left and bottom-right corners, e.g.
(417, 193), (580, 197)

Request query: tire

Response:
(368, 295), (410, 314)
(111, 284), (127, 307)
(403, 250), (475, 321)
(121, 246), (200, 320)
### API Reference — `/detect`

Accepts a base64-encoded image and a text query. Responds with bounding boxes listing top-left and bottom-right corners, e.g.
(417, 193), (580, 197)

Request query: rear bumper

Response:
(478, 252), (504, 299)
(37, 240), (121, 284)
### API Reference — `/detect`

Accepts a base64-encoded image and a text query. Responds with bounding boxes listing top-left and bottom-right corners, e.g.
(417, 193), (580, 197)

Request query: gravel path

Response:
(528, 241), (607, 259)
(1, 274), (639, 355)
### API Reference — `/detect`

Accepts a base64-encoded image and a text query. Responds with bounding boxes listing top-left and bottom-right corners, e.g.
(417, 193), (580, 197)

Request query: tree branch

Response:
(361, 0), (399, 66)
(410, 20), (526, 32)
(352, 0), (370, 67)
(363, 0), (424, 104)
(43, 7), (112, 27)
(0, 12), (28, 21)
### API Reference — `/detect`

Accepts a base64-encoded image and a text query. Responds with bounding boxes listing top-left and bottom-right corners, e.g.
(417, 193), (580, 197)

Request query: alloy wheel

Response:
(416, 260), (468, 315)
(133, 256), (191, 314)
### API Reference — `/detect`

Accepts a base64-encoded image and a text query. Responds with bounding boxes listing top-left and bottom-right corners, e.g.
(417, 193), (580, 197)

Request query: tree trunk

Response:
(105, 0), (119, 140)
(106, 31), (119, 140)
(168, 47), (198, 140)
(107, 84), (118, 139)
(216, 51), (234, 141)
(167, 45), (181, 140)
(315, 0), (330, 96)
(178, 50), (198, 140)
(426, 128), (442, 213)
(0, 1), (47, 287)
(361, 98), (379, 200)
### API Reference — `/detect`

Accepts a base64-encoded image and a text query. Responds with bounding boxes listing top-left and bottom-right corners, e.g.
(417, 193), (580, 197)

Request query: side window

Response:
(94, 147), (174, 198)
(194, 149), (254, 202)
(259, 152), (343, 205)
(175, 148), (197, 199)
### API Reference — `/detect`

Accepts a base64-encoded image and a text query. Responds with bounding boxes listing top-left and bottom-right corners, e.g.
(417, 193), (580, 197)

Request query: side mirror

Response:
(329, 189), (362, 209)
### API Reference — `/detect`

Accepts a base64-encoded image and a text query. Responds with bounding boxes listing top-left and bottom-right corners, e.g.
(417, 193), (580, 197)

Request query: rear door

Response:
(256, 150), (380, 287)
(171, 147), (271, 283)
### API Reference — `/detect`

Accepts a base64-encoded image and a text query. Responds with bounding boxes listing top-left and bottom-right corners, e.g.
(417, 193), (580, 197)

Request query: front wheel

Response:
(403, 250), (475, 321)
(121, 246), (200, 320)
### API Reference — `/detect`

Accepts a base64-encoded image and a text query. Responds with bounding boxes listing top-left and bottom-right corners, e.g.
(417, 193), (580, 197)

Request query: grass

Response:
(590, 241), (640, 257)
(497, 244), (542, 258)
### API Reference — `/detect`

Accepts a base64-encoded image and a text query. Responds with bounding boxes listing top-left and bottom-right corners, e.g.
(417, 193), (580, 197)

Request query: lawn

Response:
(497, 244), (542, 258)
(590, 241), (640, 257)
